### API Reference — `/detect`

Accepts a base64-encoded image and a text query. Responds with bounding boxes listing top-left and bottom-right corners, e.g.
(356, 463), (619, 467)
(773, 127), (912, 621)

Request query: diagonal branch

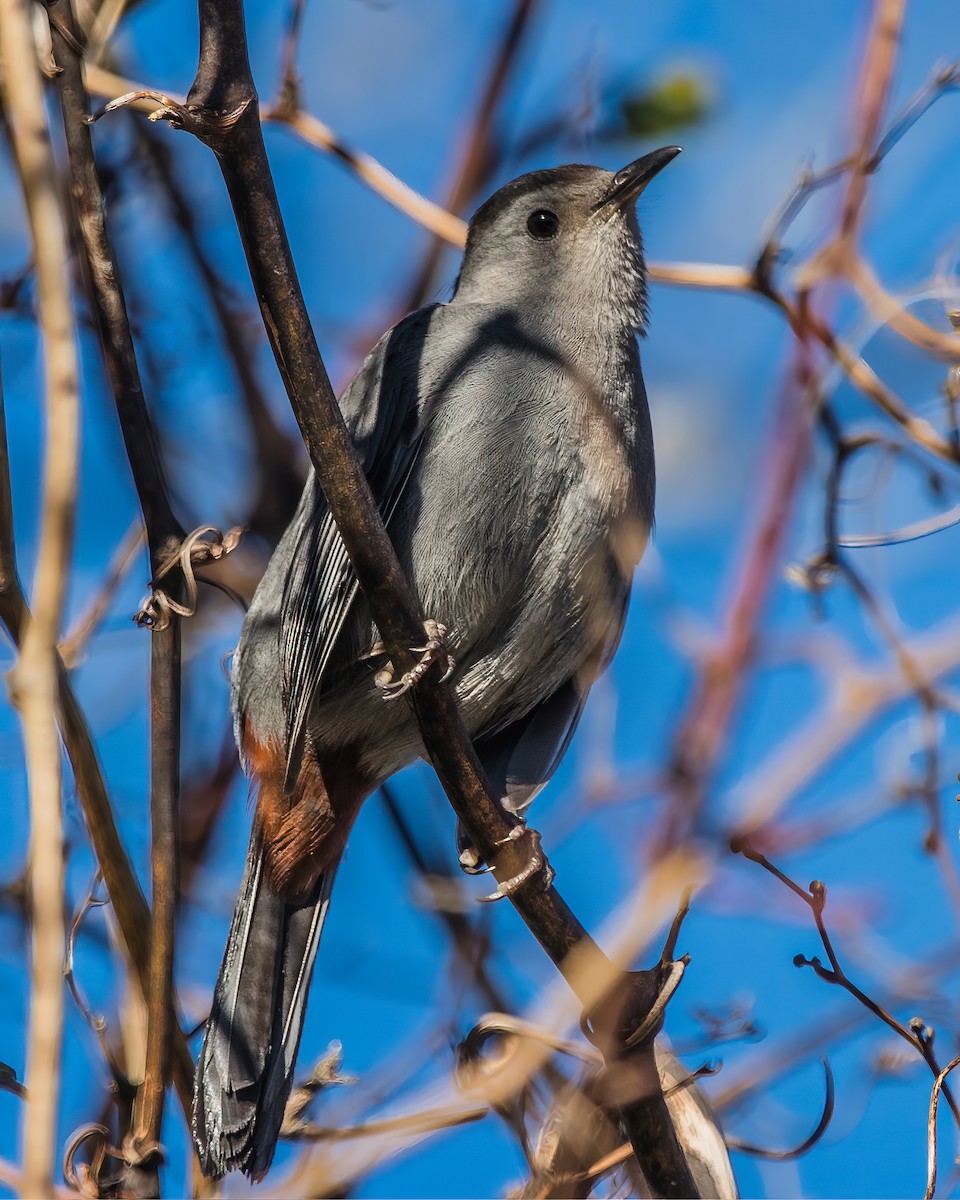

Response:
(129, 116), (305, 544)
(84, 63), (468, 246)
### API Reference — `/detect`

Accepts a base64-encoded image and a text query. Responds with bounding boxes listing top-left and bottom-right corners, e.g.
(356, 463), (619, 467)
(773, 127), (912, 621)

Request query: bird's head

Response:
(454, 146), (681, 334)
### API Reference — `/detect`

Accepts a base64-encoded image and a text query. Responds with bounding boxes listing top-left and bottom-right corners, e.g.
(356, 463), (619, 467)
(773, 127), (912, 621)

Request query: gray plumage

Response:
(194, 149), (678, 1179)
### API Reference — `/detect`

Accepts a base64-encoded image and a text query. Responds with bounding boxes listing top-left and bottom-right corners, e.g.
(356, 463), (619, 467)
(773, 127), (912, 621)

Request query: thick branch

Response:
(184, 0), (598, 976)
(47, 3), (181, 563)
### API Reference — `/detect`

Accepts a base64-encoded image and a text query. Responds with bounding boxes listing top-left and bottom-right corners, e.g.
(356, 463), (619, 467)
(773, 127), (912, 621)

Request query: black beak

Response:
(595, 145), (682, 216)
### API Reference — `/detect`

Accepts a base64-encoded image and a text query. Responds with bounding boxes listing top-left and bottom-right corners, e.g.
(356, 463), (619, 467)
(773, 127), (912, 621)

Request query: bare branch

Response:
(837, 0), (905, 247)
(733, 841), (960, 1136)
(0, 3), (80, 1192)
(45, 1), (227, 1188)
(926, 1053), (960, 1199)
(85, 63), (471, 247)
(725, 1059), (835, 1161)
(59, 522), (144, 669)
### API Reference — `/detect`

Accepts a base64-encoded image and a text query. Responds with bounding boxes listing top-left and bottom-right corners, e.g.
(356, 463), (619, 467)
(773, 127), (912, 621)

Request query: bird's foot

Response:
(477, 824), (555, 903)
(375, 620), (455, 700)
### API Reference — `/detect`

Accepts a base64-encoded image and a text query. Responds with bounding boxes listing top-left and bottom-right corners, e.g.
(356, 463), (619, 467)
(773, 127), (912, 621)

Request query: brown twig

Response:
(128, 116), (305, 546)
(733, 840), (960, 1132)
(816, 405), (960, 879)
(0, 4), (79, 1193)
(379, 782), (510, 1010)
(118, 618), (179, 1196)
(63, 876), (117, 1070)
(46, 4), (204, 1191)
(926, 1052), (960, 1199)
(837, 0), (905, 247)
(713, 938), (960, 1116)
(84, 63), (470, 247)
(870, 59), (960, 167)
(0, 328), (198, 1181)
(59, 521), (144, 669)
(662, 323), (821, 847)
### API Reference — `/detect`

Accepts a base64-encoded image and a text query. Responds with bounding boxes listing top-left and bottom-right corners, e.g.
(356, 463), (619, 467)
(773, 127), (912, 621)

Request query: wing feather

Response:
(279, 305), (439, 785)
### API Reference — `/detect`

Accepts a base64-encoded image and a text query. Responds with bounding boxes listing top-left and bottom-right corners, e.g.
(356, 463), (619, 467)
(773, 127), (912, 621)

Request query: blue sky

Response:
(1, 1), (960, 1196)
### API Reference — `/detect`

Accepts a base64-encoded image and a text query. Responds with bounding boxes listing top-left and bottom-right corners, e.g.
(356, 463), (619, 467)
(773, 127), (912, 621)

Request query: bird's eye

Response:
(527, 209), (559, 239)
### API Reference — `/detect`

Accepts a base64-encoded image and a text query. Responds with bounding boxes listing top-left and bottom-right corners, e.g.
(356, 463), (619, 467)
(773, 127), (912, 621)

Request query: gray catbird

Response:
(193, 146), (680, 1179)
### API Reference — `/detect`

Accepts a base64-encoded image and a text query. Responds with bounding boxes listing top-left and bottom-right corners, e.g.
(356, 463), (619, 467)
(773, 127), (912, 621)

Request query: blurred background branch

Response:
(0, 0), (80, 1193)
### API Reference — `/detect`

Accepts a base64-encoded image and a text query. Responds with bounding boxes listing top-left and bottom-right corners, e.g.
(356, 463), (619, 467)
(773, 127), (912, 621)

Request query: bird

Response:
(193, 145), (681, 1179)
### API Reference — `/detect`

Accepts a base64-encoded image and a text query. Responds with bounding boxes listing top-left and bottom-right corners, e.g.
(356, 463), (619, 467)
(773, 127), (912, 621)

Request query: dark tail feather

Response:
(193, 835), (334, 1180)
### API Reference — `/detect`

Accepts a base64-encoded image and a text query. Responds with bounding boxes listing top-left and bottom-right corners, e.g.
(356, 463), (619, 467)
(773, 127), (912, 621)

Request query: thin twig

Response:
(379, 781), (508, 1010)
(660, 0), (913, 850)
(0, 3), (80, 1192)
(870, 60), (960, 166)
(84, 63), (470, 247)
(129, 116), (304, 545)
(713, 941), (960, 1114)
(926, 1052), (960, 1199)
(837, 0), (905, 247)
(725, 1059), (835, 1160)
(733, 841), (960, 1131)
(47, 4), (192, 1190)
(0, 327), (199, 1179)
(63, 875), (115, 1063)
(47, 7), (218, 1190)
(59, 521), (144, 668)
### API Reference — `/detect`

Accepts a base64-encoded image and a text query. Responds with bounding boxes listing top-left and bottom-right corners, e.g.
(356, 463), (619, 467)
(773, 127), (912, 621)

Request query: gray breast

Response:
(352, 300), (652, 763)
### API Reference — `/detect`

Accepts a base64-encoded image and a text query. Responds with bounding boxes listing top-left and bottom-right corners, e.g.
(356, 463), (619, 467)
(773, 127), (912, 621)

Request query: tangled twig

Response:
(134, 524), (243, 630)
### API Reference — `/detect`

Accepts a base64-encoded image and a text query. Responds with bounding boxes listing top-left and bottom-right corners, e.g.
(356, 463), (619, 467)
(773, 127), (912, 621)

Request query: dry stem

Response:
(0, 3), (80, 1194)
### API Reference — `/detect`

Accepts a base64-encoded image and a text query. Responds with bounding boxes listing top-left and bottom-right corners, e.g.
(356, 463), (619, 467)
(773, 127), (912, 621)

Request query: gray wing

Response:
(475, 583), (631, 813)
(280, 304), (439, 786)
(474, 678), (586, 816)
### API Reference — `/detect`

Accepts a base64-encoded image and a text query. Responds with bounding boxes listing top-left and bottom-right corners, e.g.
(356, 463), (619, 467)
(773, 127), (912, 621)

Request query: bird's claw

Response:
(458, 845), (494, 876)
(477, 825), (555, 903)
(375, 620), (455, 700)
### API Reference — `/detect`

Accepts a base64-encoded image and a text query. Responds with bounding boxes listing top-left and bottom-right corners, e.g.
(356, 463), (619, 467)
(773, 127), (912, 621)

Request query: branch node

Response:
(88, 89), (253, 146)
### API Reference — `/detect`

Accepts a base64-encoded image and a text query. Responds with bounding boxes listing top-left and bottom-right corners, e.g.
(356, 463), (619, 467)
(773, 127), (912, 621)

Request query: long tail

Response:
(193, 835), (335, 1180)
